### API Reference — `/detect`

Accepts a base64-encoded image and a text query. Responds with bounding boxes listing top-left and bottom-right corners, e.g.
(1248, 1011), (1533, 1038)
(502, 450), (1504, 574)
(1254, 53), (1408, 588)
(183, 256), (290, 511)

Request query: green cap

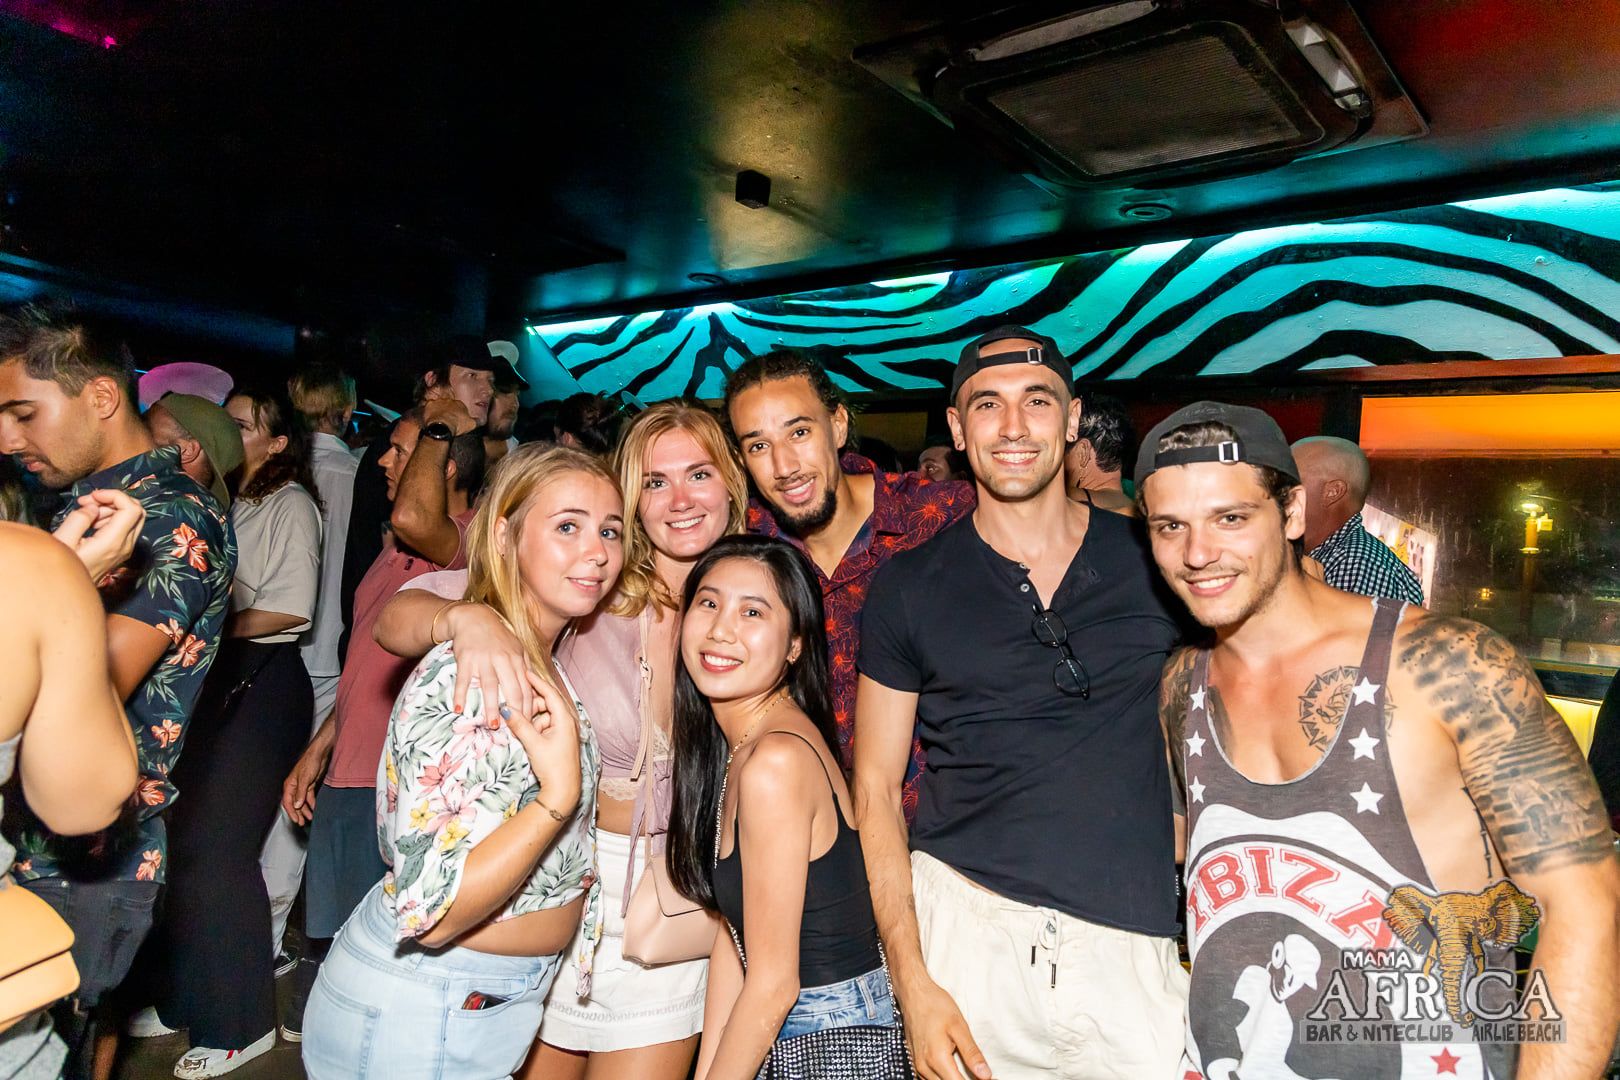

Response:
(157, 393), (245, 509)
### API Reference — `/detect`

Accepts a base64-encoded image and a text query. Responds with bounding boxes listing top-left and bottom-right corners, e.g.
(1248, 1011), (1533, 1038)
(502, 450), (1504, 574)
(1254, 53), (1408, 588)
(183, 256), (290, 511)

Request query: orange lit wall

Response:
(1361, 390), (1620, 455)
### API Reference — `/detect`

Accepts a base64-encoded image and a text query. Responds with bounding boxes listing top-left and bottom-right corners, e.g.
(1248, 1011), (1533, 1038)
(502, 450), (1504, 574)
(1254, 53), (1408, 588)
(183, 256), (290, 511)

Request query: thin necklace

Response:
(715, 690), (789, 867)
(724, 690), (788, 767)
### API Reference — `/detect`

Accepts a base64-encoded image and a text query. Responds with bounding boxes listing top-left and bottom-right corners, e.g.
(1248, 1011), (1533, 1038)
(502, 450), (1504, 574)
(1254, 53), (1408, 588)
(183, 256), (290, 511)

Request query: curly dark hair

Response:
(230, 388), (323, 509)
(720, 348), (849, 443)
(1075, 392), (1136, 474)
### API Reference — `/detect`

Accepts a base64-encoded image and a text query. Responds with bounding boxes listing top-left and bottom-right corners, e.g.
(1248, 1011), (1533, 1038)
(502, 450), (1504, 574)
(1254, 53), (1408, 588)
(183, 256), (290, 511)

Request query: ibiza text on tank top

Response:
(1180, 599), (1516, 1080)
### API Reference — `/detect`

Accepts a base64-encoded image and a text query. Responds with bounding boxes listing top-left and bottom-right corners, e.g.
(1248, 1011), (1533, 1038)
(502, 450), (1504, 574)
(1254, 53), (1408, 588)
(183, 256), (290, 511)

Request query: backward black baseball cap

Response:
(1134, 401), (1300, 491)
(949, 325), (1071, 403)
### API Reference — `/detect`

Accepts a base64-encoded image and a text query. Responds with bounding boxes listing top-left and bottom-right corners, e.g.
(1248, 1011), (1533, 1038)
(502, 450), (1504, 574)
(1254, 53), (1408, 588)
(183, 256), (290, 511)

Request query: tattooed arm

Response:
(1160, 649), (1196, 861)
(1400, 614), (1620, 1080)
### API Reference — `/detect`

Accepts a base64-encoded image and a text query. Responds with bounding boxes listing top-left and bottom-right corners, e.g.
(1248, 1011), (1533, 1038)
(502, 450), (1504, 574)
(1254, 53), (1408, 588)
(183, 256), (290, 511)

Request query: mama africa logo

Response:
(1301, 880), (1564, 1046)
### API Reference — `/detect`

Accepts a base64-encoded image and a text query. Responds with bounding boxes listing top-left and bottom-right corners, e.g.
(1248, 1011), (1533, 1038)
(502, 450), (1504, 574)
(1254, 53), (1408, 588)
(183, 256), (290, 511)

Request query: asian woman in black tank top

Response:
(666, 536), (893, 1080)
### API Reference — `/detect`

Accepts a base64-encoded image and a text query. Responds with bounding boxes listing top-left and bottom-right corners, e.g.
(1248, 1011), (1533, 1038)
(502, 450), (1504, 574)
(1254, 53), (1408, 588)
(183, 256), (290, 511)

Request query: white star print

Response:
(1348, 728), (1380, 760)
(1189, 777), (1206, 804)
(1189, 688), (1207, 712)
(1185, 732), (1206, 757)
(1351, 782), (1383, 814)
(1351, 678), (1380, 706)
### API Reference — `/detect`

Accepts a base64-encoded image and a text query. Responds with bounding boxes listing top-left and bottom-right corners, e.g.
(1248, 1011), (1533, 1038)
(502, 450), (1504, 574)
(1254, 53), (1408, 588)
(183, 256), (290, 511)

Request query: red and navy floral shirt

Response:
(748, 453), (974, 819)
(5, 446), (235, 885)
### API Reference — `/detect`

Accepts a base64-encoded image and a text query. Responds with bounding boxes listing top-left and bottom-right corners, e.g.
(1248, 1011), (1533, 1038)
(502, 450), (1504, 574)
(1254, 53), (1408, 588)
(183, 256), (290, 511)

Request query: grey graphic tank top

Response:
(1180, 600), (1515, 1079)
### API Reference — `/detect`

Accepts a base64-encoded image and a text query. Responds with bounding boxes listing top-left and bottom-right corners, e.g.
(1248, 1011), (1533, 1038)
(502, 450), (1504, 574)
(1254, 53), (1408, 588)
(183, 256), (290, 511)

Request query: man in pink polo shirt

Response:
(276, 404), (485, 1041)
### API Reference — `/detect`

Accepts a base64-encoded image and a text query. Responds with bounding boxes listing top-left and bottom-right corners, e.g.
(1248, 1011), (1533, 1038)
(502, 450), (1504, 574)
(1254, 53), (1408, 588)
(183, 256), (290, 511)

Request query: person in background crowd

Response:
(0, 497), (144, 1080)
(1291, 435), (1424, 605)
(723, 349), (973, 821)
(145, 393), (245, 513)
(857, 436), (903, 476)
(372, 400), (747, 1079)
(1141, 402), (1618, 1079)
(669, 535), (898, 1079)
(916, 442), (968, 484)
(484, 339), (528, 468)
(301, 446), (620, 1080)
(1063, 391), (1136, 516)
(277, 408), (484, 1041)
(338, 336), (520, 660)
(0, 307), (235, 1080)
(487, 383), (522, 467)
(263, 363), (360, 966)
(554, 391), (625, 455)
(132, 388), (324, 1076)
(856, 326), (1188, 1080)
(135, 362), (234, 412)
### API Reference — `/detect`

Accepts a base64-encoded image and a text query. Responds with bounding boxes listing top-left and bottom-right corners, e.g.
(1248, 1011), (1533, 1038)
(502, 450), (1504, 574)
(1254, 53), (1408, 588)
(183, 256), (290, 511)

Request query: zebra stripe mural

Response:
(526, 184), (1620, 401)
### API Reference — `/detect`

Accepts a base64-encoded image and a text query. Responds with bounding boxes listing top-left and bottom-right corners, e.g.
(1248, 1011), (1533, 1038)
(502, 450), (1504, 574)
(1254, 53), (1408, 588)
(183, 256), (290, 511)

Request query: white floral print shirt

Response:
(377, 642), (601, 987)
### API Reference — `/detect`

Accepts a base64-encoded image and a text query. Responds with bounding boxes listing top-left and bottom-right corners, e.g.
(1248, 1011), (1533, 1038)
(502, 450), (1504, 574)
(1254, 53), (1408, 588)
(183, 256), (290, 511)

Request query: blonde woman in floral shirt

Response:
(375, 401), (749, 1080)
(302, 446), (624, 1080)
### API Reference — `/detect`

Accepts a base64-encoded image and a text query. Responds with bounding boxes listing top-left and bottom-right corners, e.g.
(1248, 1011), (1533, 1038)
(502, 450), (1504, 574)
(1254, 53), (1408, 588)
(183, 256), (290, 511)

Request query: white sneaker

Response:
(172, 1031), (275, 1078)
(126, 1007), (179, 1038)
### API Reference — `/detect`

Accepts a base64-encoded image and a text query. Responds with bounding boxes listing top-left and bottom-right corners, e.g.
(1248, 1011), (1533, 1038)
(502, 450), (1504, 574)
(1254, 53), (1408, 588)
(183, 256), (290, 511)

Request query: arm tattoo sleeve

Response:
(1399, 616), (1611, 875)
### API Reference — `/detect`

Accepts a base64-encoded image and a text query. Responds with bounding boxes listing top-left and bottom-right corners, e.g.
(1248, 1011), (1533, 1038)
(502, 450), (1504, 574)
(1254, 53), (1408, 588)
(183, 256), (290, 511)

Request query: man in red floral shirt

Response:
(725, 349), (974, 817)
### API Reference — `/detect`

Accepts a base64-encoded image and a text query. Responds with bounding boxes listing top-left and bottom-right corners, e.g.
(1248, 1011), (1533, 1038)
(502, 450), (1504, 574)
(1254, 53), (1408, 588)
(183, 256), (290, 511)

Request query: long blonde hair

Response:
(609, 401), (748, 617)
(465, 444), (623, 683)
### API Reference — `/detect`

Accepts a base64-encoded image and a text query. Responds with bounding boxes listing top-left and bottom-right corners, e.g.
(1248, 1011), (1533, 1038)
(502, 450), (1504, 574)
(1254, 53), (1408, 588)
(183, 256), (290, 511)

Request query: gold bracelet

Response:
(430, 599), (464, 645)
(533, 797), (568, 823)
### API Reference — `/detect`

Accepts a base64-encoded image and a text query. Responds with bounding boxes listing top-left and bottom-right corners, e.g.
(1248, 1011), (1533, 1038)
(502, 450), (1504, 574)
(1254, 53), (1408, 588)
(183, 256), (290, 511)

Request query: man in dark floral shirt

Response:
(725, 350), (974, 818)
(0, 308), (234, 1071)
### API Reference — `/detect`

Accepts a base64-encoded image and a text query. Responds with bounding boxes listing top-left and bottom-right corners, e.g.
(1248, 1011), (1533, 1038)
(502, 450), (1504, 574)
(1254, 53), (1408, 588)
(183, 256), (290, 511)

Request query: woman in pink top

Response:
(374, 401), (749, 1080)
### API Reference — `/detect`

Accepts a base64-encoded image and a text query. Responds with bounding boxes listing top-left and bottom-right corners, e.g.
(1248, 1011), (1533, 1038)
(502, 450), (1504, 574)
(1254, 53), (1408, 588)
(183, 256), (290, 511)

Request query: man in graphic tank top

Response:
(1135, 401), (1619, 1080)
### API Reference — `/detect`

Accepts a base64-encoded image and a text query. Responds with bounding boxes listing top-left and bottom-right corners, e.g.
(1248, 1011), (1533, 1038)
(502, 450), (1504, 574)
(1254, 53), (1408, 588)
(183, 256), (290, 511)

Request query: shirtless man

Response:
(1138, 401), (1620, 1079)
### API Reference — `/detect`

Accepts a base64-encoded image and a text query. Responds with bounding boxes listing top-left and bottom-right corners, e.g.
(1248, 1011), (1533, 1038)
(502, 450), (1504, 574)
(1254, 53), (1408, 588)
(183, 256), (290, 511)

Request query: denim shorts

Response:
(778, 966), (896, 1041)
(301, 883), (563, 1079)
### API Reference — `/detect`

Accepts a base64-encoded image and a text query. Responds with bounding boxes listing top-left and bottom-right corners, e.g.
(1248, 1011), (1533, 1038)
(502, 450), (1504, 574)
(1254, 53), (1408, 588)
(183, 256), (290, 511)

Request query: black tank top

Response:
(712, 731), (882, 986)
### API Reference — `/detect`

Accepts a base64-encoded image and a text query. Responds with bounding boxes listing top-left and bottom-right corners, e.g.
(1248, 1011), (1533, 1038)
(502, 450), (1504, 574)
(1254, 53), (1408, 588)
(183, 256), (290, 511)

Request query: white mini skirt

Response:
(539, 827), (709, 1052)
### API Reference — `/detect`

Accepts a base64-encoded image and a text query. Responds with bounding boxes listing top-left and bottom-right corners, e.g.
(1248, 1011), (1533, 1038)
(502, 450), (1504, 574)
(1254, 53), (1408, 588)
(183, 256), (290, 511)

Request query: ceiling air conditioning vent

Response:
(856, 0), (1424, 188)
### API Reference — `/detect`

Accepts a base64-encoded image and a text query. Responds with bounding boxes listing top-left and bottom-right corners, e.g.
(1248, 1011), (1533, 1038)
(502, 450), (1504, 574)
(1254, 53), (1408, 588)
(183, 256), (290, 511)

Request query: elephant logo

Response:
(1382, 880), (1540, 1025)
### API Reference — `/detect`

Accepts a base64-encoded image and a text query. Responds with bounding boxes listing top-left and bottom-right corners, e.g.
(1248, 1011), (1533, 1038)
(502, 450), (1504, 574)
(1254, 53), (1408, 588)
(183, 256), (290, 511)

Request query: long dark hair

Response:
(667, 534), (838, 911)
(230, 388), (323, 508)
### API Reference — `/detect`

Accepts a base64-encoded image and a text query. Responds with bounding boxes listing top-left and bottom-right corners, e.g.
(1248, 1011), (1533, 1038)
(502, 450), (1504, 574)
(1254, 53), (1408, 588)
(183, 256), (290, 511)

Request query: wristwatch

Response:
(421, 421), (454, 442)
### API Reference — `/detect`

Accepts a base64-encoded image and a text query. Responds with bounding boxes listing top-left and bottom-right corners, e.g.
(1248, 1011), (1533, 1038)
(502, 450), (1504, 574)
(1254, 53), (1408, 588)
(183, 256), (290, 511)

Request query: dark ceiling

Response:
(4, 0), (1620, 344)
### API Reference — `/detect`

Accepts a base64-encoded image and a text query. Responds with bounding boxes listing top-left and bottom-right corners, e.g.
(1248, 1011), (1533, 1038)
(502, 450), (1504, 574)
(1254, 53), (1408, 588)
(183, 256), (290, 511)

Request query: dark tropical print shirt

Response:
(748, 453), (975, 820)
(6, 446), (235, 884)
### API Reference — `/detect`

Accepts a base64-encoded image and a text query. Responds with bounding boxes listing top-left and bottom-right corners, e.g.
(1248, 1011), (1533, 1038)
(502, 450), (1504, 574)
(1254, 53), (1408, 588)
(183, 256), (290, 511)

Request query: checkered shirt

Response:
(1309, 512), (1425, 606)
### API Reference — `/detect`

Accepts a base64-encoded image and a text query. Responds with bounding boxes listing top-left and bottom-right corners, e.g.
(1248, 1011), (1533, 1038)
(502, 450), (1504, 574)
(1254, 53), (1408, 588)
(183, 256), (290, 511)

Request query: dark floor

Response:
(112, 915), (309, 1080)
(112, 973), (305, 1080)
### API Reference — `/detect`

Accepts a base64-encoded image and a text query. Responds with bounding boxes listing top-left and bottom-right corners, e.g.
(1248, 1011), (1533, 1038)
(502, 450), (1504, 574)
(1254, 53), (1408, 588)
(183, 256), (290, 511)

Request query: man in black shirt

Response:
(855, 326), (1189, 1080)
